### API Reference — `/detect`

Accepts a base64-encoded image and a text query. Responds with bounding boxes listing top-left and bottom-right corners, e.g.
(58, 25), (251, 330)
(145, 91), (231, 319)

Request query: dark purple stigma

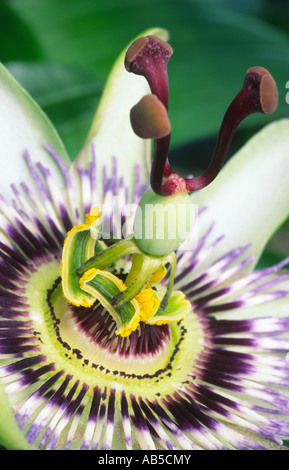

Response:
(125, 36), (279, 197)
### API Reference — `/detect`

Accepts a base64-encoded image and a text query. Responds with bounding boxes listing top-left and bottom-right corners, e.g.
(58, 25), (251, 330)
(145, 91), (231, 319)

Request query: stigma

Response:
(125, 35), (279, 196)
(59, 35), (279, 337)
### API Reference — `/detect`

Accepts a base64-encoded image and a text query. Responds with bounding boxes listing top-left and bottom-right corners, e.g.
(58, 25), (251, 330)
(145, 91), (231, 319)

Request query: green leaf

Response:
(9, 0), (289, 151)
(0, 63), (70, 199)
(6, 62), (102, 109)
(283, 439), (289, 448)
(193, 119), (289, 270)
(6, 61), (104, 158)
(0, 1), (43, 62)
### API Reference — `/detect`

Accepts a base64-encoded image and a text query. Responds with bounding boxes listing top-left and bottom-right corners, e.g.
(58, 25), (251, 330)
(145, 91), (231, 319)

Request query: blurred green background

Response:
(1, 0), (289, 263)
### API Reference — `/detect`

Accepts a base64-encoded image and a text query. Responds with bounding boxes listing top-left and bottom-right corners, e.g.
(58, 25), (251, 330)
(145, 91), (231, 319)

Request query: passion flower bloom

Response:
(1, 28), (289, 451)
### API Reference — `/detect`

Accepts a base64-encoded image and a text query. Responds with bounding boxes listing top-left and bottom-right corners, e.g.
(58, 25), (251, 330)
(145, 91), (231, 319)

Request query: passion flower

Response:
(1, 28), (289, 451)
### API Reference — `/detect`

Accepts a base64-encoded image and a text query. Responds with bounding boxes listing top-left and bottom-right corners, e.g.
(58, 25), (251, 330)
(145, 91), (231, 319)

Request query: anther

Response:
(130, 94), (171, 139)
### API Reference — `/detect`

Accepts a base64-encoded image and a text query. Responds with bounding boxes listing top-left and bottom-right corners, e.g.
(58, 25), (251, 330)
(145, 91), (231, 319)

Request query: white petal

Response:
(0, 64), (70, 198)
(193, 119), (289, 269)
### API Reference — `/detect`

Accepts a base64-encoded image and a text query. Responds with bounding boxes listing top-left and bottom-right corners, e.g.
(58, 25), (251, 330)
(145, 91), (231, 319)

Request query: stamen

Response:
(60, 207), (104, 307)
(111, 254), (166, 308)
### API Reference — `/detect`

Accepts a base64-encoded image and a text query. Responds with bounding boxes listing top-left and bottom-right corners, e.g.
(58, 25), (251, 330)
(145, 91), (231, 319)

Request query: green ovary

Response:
(24, 260), (204, 401)
(133, 189), (194, 256)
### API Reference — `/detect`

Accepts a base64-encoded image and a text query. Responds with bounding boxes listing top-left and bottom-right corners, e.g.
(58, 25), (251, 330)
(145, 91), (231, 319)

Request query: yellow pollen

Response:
(149, 264), (167, 285)
(136, 287), (161, 322)
(79, 268), (98, 287)
(60, 206), (101, 253)
(84, 206), (101, 226)
(118, 313), (141, 337)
